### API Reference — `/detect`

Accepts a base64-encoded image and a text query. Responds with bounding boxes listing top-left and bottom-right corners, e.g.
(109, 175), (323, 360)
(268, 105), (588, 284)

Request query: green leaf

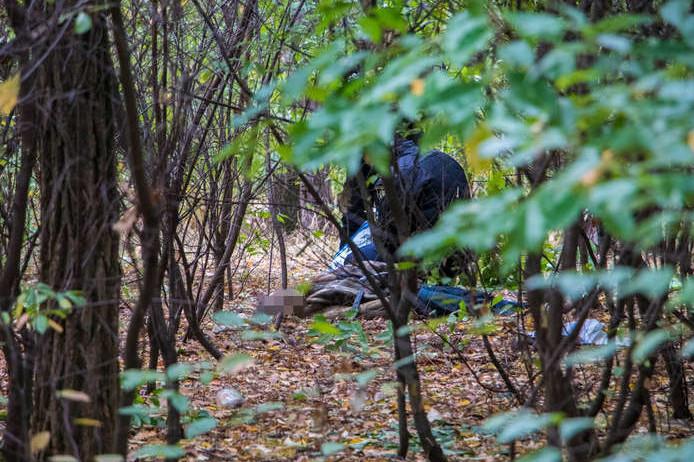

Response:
(212, 311), (246, 328)
(310, 316), (342, 335)
(64, 291), (86, 308)
(249, 312), (273, 326)
(74, 12), (92, 35)
(660, 0), (694, 45)
(596, 34), (631, 53)
(184, 417), (217, 439)
(559, 417), (594, 442)
(506, 13), (566, 40)
(621, 268), (673, 300)
(395, 325), (414, 337)
(499, 41), (534, 68)
(443, 12), (492, 63)
(359, 16), (383, 43)
(321, 442), (345, 456)
(484, 410), (562, 444)
(200, 371), (214, 385)
(564, 342), (618, 367)
(166, 363), (192, 381)
(134, 445), (185, 459)
(160, 390), (189, 413)
(55, 294), (72, 311)
(586, 14), (650, 34)
(355, 369), (378, 387)
(121, 369), (165, 391)
(118, 405), (160, 417)
(394, 261), (416, 271)
(393, 354), (415, 369)
(632, 329), (671, 364)
(34, 315), (48, 334)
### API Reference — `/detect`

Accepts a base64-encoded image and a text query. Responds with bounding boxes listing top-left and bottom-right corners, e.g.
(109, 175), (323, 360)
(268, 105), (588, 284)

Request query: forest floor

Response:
(0, 234), (690, 461)
(125, 235), (694, 461)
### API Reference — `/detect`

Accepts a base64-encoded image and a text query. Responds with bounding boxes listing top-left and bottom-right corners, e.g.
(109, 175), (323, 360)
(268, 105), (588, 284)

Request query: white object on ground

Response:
(216, 387), (244, 408)
(528, 318), (631, 347)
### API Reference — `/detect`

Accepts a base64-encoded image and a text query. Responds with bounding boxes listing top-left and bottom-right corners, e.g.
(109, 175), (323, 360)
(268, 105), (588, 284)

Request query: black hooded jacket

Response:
(339, 139), (469, 247)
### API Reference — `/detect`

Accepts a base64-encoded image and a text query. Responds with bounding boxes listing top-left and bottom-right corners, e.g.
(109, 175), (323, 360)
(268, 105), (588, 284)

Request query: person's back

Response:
(402, 148), (470, 230)
(338, 135), (469, 265)
(375, 139), (470, 252)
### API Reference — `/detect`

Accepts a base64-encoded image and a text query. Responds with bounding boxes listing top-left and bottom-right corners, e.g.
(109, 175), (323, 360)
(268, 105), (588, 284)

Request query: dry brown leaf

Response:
(74, 418), (102, 427)
(56, 389), (91, 403)
(0, 73), (20, 115)
(30, 431), (50, 454)
(47, 319), (64, 333)
(112, 206), (138, 236)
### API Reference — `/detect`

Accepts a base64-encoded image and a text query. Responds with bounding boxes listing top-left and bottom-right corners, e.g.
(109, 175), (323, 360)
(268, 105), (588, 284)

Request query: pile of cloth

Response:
(303, 261), (389, 319)
(301, 229), (520, 320)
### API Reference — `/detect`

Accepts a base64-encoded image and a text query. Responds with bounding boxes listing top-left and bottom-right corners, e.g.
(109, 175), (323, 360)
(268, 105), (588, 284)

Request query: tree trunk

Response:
(391, 269), (447, 462)
(274, 169), (300, 234)
(661, 343), (691, 420)
(30, 3), (121, 458)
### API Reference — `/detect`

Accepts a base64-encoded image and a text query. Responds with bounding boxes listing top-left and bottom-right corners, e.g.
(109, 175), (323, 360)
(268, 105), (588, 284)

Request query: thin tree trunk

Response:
(110, 1), (162, 455)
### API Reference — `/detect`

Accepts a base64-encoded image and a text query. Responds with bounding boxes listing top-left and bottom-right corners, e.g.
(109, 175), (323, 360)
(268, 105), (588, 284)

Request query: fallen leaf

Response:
(0, 73), (20, 115)
(74, 418), (102, 427)
(410, 78), (425, 96)
(56, 389), (91, 403)
(30, 431), (50, 454)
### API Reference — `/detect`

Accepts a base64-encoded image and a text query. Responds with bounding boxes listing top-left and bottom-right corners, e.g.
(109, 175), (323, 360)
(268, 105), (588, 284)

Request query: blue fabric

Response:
(343, 242), (381, 265)
(331, 222), (383, 268)
(416, 285), (520, 317)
